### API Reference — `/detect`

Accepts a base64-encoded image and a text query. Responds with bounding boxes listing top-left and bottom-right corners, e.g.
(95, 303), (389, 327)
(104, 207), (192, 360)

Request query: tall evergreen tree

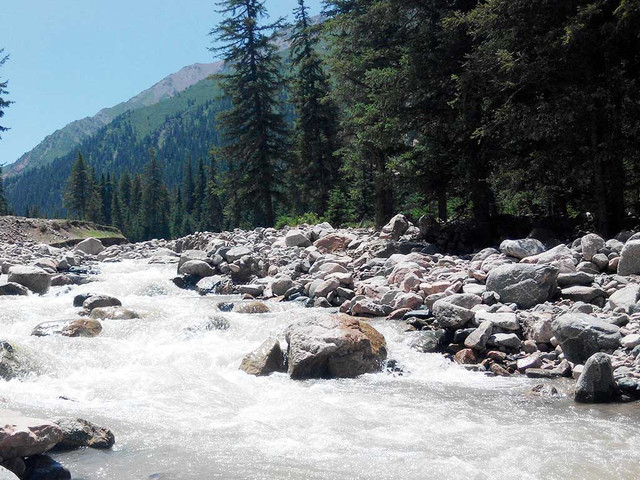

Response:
(182, 156), (196, 214)
(211, 0), (290, 227)
(204, 153), (223, 232)
(0, 50), (12, 139)
(288, 0), (340, 214)
(141, 148), (170, 239)
(63, 153), (93, 219)
(194, 157), (207, 227)
(0, 165), (9, 215)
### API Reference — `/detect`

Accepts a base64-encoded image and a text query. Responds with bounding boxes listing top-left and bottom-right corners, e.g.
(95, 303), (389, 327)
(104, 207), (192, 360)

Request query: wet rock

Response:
(73, 293), (94, 307)
(464, 321), (493, 351)
(618, 240), (640, 276)
(529, 384), (559, 397)
(178, 260), (215, 278)
(32, 319), (102, 338)
(285, 315), (387, 379)
(234, 301), (270, 314)
(23, 455), (70, 480)
(551, 313), (621, 364)
(516, 353), (542, 372)
(7, 266), (51, 295)
(285, 230), (311, 248)
(240, 338), (286, 376)
(0, 342), (28, 381)
(90, 307), (139, 320)
(53, 418), (115, 450)
(0, 283), (29, 296)
(75, 237), (105, 256)
(0, 410), (63, 460)
(499, 238), (546, 259)
(217, 302), (234, 312)
(82, 295), (122, 312)
(409, 330), (445, 353)
(454, 348), (477, 365)
(195, 275), (224, 295)
(486, 264), (558, 309)
(574, 353), (617, 403)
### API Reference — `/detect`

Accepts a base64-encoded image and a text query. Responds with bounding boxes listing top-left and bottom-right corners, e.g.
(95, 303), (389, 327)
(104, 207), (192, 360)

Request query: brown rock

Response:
(454, 348), (477, 365)
(240, 338), (285, 376)
(313, 233), (354, 253)
(234, 301), (270, 314)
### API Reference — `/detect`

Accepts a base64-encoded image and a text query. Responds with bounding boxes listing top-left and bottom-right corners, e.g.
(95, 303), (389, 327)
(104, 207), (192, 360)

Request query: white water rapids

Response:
(1, 260), (640, 479)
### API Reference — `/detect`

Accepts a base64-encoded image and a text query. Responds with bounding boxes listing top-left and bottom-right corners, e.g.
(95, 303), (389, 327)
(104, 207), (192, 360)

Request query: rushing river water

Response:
(1, 260), (640, 479)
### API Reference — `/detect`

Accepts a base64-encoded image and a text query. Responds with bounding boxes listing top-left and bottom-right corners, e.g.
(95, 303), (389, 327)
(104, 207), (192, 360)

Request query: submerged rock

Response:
(574, 353), (617, 403)
(32, 319), (102, 338)
(90, 307), (139, 320)
(53, 418), (115, 450)
(240, 338), (285, 376)
(285, 315), (387, 379)
(234, 301), (270, 314)
(82, 295), (122, 312)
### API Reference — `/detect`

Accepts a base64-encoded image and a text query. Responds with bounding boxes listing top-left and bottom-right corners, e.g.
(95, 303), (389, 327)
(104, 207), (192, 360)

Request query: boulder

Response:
(551, 313), (621, 364)
(485, 264), (558, 309)
(23, 455), (70, 480)
(500, 238), (546, 259)
(53, 418), (115, 450)
(409, 330), (445, 353)
(574, 353), (617, 403)
(473, 311), (519, 331)
(618, 240), (640, 276)
(90, 307), (139, 320)
(177, 250), (209, 270)
(234, 301), (270, 314)
(7, 266), (51, 295)
(75, 237), (105, 255)
(0, 410), (63, 460)
(285, 230), (311, 248)
(581, 233), (605, 261)
(285, 315), (387, 379)
(83, 295), (122, 312)
(178, 260), (215, 278)
(350, 299), (391, 317)
(432, 294), (481, 329)
(314, 233), (354, 253)
(557, 272), (595, 288)
(0, 342), (28, 381)
(380, 214), (409, 240)
(607, 284), (640, 313)
(488, 333), (522, 349)
(195, 275), (224, 295)
(560, 286), (606, 304)
(464, 321), (493, 351)
(239, 338), (285, 376)
(271, 276), (293, 296)
(309, 278), (340, 299)
(32, 319), (102, 338)
(621, 334), (640, 349)
(225, 246), (252, 263)
(520, 244), (574, 265)
(0, 283), (29, 296)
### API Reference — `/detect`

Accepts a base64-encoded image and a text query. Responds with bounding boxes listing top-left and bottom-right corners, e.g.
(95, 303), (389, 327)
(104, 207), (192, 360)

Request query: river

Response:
(1, 260), (639, 479)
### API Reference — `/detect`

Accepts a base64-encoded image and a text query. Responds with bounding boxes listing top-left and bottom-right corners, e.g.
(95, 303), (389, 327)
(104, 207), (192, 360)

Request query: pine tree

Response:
(86, 167), (104, 224)
(141, 148), (170, 240)
(204, 153), (223, 232)
(211, 0), (290, 227)
(63, 153), (93, 219)
(0, 165), (9, 215)
(111, 190), (124, 231)
(170, 188), (186, 238)
(182, 156), (196, 214)
(289, 0), (340, 214)
(0, 50), (12, 139)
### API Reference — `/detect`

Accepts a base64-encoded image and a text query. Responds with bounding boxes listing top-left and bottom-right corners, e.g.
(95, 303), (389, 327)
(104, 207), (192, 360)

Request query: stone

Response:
(285, 315), (387, 379)
(380, 214), (409, 240)
(473, 311), (519, 331)
(621, 334), (640, 349)
(488, 333), (522, 349)
(0, 283), (29, 296)
(516, 354), (542, 372)
(23, 455), (70, 480)
(32, 319), (102, 338)
(485, 264), (558, 309)
(75, 237), (105, 255)
(225, 246), (252, 263)
(500, 238), (546, 259)
(551, 313), (621, 364)
(520, 244), (573, 265)
(351, 299), (391, 317)
(464, 321), (493, 351)
(271, 276), (293, 296)
(7, 266), (51, 295)
(314, 233), (355, 253)
(618, 240), (640, 276)
(239, 338), (285, 376)
(581, 233), (605, 261)
(177, 250), (209, 270)
(557, 272), (595, 288)
(195, 276), (224, 295)
(178, 260), (215, 278)
(432, 298), (476, 329)
(0, 410), (63, 461)
(389, 293), (424, 310)
(309, 278), (340, 299)
(574, 353), (617, 403)
(82, 295), (122, 312)
(0, 342), (28, 381)
(238, 284), (265, 297)
(73, 293), (94, 308)
(525, 368), (561, 379)
(576, 262), (600, 275)
(53, 418), (115, 450)
(607, 284), (640, 313)
(90, 307), (139, 320)
(409, 330), (445, 353)
(454, 348), (477, 365)
(591, 253), (609, 271)
(285, 230), (311, 248)
(560, 286), (606, 303)
(0, 466), (19, 479)
(234, 301), (270, 314)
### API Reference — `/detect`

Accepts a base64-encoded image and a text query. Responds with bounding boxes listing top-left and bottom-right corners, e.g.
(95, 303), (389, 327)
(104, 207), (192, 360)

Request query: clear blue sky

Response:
(0, 0), (323, 166)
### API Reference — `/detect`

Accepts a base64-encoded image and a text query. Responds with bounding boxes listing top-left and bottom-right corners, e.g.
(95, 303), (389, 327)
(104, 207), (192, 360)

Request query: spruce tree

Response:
(289, 0), (340, 214)
(0, 50), (12, 139)
(0, 165), (8, 215)
(141, 148), (170, 240)
(63, 153), (93, 219)
(204, 153), (223, 232)
(211, 0), (290, 227)
(182, 156), (196, 215)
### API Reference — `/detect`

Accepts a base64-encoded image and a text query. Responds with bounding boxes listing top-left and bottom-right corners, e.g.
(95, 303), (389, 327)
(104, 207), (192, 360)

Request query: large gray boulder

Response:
(285, 315), (387, 379)
(0, 410), (63, 461)
(53, 418), (115, 450)
(285, 230), (311, 248)
(7, 266), (51, 295)
(177, 250), (209, 271)
(499, 238), (546, 259)
(551, 313), (621, 364)
(75, 237), (105, 255)
(486, 264), (558, 308)
(0, 283), (29, 296)
(225, 246), (252, 263)
(380, 214), (409, 240)
(178, 260), (215, 278)
(581, 233), (605, 261)
(432, 294), (481, 329)
(240, 338), (285, 376)
(618, 240), (640, 276)
(607, 284), (640, 313)
(82, 295), (122, 312)
(574, 353), (617, 403)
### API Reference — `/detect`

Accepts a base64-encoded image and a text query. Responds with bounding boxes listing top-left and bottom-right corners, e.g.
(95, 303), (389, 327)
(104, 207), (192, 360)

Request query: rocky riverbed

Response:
(2, 216), (640, 478)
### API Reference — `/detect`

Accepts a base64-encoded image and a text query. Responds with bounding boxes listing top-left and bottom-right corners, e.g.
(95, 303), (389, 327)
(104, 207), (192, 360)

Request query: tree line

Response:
(4, 0), (640, 241)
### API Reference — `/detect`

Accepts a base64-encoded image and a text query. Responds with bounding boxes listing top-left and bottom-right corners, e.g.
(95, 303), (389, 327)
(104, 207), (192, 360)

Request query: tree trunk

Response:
(374, 150), (393, 229)
(437, 186), (448, 222)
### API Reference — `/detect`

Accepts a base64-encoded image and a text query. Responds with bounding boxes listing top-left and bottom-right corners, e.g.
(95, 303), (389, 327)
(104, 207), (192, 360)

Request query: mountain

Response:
(5, 61), (224, 177)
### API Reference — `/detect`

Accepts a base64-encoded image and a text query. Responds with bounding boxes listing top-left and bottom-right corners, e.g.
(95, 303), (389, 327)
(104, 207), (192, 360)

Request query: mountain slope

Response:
(6, 61), (224, 177)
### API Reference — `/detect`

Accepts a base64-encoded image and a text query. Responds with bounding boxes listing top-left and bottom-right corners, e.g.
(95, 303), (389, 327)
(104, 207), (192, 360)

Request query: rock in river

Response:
(285, 315), (387, 379)
(551, 313), (621, 364)
(0, 410), (63, 461)
(574, 353), (617, 403)
(53, 418), (115, 450)
(240, 338), (286, 376)
(7, 266), (51, 295)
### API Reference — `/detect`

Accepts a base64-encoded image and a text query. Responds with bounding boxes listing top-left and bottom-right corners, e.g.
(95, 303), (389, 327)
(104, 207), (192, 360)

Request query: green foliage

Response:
(0, 165), (8, 215)
(275, 211), (323, 229)
(0, 50), (12, 139)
